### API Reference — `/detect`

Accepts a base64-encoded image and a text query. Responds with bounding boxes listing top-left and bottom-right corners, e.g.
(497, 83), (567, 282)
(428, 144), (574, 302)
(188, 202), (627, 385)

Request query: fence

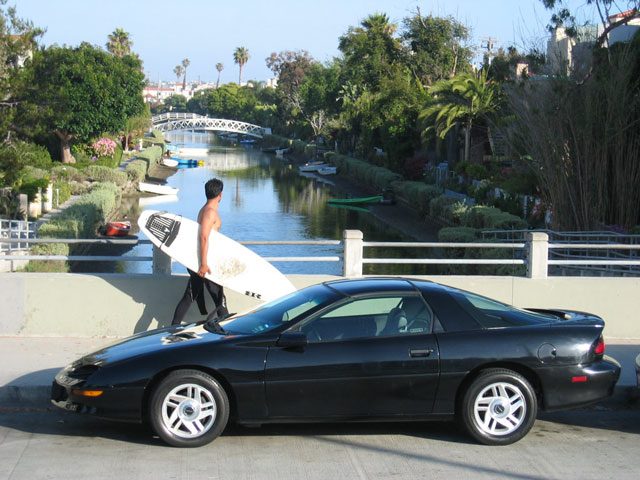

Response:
(1, 231), (640, 278)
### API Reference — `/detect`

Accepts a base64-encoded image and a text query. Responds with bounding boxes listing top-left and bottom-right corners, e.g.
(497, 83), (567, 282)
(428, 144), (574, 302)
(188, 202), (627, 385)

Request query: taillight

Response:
(594, 336), (605, 357)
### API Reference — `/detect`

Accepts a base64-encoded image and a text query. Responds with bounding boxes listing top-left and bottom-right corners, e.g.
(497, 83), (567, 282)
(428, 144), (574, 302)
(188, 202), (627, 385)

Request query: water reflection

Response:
(113, 132), (443, 276)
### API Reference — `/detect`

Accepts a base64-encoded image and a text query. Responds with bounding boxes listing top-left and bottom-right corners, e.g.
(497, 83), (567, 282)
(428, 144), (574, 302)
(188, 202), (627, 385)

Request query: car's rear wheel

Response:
(149, 369), (229, 447)
(461, 368), (537, 446)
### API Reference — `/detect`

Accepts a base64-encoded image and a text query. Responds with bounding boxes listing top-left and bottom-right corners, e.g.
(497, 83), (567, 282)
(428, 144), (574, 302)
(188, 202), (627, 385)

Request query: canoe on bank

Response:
(102, 221), (131, 237)
(161, 158), (179, 168)
(138, 182), (179, 195)
(327, 195), (383, 205)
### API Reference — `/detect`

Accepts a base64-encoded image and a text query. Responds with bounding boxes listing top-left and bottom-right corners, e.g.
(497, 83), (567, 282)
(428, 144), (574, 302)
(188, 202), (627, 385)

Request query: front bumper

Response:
(50, 378), (144, 423)
(539, 356), (621, 410)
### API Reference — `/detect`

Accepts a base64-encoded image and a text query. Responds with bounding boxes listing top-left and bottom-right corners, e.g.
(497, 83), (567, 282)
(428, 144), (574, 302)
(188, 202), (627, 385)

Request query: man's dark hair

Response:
(205, 178), (224, 199)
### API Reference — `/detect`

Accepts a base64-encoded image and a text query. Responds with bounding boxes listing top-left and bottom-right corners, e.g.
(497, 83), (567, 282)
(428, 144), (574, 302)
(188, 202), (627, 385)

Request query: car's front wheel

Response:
(460, 368), (537, 446)
(149, 369), (229, 447)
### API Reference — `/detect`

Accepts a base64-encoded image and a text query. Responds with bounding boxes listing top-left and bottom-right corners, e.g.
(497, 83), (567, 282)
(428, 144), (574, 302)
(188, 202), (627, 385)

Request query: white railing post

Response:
(343, 230), (363, 277)
(526, 232), (549, 279)
(152, 245), (172, 275)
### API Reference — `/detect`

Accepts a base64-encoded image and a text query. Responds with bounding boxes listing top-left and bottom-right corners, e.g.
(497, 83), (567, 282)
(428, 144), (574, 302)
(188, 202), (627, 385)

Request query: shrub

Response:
(51, 180), (72, 206)
(136, 145), (163, 168)
(92, 137), (117, 157)
(394, 181), (442, 216)
(438, 226), (478, 243)
(83, 165), (127, 186)
(18, 177), (49, 201)
(51, 165), (86, 182)
(61, 182), (120, 237)
(125, 159), (148, 182)
(428, 195), (458, 221)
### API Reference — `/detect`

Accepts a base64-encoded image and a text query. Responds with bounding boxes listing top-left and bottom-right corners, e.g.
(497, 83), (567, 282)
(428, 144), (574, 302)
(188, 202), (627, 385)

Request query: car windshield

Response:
(449, 288), (558, 328)
(222, 284), (342, 335)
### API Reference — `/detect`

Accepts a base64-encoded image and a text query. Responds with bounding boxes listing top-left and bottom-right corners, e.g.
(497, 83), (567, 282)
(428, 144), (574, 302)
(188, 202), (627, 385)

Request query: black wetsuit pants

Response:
(172, 269), (228, 325)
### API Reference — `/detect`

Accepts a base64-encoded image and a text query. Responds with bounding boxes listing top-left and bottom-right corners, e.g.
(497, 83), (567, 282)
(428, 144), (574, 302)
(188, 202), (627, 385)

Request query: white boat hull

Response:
(138, 182), (179, 195)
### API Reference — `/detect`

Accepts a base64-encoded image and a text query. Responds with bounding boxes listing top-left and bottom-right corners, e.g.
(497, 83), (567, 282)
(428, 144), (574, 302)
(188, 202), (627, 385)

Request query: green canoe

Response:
(327, 195), (383, 205)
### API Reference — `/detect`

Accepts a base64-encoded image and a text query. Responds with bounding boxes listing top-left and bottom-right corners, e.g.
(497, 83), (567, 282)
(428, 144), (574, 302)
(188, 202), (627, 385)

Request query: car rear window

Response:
(449, 289), (558, 328)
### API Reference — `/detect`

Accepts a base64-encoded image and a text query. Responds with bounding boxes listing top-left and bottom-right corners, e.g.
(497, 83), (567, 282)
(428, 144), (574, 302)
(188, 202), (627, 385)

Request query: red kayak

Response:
(104, 221), (131, 237)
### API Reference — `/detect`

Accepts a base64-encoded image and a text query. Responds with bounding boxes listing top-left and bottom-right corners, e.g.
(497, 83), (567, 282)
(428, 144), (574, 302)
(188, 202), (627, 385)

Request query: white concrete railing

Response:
(2, 231), (640, 277)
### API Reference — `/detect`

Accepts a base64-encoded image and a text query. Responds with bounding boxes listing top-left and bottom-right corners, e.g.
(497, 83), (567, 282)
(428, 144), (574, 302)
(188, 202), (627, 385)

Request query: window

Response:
(450, 289), (558, 328)
(296, 295), (433, 343)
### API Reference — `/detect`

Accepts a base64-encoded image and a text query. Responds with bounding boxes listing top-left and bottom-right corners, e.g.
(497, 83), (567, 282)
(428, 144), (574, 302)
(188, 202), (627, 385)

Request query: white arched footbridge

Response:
(152, 113), (271, 138)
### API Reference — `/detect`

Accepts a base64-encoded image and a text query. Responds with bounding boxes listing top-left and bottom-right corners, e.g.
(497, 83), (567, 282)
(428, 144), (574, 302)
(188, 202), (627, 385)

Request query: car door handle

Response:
(409, 348), (433, 358)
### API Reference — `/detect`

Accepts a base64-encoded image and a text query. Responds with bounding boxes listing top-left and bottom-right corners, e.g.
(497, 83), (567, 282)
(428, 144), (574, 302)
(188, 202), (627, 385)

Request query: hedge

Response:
(125, 159), (148, 182)
(27, 182), (119, 272)
(438, 226), (478, 243)
(135, 145), (163, 171)
(83, 165), (127, 187)
(51, 165), (86, 182)
(393, 181), (442, 216)
(461, 205), (527, 230)
(327, 153), (403, 191)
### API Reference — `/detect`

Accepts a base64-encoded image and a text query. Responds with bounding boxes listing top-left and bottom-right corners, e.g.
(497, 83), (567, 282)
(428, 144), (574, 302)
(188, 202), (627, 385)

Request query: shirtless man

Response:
(171, 178), (228, 325)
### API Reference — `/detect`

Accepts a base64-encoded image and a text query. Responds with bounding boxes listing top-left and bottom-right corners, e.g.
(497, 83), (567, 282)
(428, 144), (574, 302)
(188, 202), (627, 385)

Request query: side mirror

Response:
(277, 331), (307, 348)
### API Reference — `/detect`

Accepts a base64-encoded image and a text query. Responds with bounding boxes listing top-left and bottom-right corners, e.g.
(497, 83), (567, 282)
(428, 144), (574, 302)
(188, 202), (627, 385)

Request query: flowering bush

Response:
(92, 137), (117, 157)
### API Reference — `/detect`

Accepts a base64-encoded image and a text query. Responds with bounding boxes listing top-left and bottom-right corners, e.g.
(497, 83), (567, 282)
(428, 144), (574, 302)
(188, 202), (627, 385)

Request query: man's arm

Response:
(197, 211), (216, 277)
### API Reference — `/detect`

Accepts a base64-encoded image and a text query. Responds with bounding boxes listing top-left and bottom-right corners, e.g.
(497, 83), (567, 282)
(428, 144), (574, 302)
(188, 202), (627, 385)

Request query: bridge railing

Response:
(2, 231), (640, 277)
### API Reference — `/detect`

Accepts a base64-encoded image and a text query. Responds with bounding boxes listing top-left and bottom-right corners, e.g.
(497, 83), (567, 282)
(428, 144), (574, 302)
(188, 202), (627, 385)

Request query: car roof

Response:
(323, 277), (427, 296)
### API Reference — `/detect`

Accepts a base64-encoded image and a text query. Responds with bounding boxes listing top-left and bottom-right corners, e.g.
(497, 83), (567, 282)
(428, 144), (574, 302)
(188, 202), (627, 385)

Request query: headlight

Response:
(55, 363), (100, 386)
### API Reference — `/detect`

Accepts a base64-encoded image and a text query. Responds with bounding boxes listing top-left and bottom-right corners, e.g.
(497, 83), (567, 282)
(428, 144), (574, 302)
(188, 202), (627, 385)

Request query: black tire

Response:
(149, 369), (229, 447)
(460, 368), (537, 446)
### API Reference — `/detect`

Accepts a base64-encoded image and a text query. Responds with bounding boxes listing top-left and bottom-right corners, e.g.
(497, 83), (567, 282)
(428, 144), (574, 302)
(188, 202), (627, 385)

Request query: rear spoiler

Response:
(526, 308), (604, 327)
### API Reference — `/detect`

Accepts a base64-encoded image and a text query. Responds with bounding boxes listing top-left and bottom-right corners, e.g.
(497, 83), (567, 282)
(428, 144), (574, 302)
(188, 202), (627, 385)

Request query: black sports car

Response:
(51, 278), (620, 447)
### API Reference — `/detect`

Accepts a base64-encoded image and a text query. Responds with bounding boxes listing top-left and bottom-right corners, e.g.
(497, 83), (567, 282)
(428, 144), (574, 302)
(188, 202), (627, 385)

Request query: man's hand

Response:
(197, 264), (211, 277)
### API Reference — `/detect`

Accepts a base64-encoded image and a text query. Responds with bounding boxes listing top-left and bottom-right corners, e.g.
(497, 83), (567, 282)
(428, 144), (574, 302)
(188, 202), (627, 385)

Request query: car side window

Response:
(297, 295), (433, 343)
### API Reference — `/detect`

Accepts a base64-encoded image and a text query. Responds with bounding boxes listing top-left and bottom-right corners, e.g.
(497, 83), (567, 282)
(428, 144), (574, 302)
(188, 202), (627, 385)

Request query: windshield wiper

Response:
(203, 312), (235, 335)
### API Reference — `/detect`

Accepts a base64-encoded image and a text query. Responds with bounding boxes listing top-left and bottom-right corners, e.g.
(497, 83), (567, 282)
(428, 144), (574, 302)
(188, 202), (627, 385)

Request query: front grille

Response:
(51, 381), (68, 402)
(145, 213), (181, 247)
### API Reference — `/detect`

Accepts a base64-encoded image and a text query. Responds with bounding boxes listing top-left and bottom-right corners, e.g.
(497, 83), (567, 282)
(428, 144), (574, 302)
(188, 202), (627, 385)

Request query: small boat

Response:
(103, 221), (131, 237)
(317, 166), (337, 175)
(239, 138), (256, 144)
(172, 157), (204, 167)
(138, 182), (179, 195)
(161, 158), (179, 168)
(138, 194), (179, 207)
(327, 203), (370, 213)
(327, 195), (384, 205)
(299, 161), (327, 172)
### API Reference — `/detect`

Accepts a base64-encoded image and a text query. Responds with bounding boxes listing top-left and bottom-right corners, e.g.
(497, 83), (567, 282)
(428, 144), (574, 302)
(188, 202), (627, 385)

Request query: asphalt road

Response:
(0, 407), (638, 480)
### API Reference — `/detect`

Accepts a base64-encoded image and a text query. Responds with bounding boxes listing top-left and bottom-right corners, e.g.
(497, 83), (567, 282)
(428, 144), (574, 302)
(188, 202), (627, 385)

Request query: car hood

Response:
(72, 324), (227, 368)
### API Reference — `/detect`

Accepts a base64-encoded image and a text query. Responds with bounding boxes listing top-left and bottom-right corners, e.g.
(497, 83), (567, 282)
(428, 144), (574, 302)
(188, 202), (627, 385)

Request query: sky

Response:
(13, 0), (600, 84)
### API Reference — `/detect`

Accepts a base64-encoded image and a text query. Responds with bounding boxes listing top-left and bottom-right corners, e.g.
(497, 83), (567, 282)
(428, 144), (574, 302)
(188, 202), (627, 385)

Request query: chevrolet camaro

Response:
(51, 278), (620, 447)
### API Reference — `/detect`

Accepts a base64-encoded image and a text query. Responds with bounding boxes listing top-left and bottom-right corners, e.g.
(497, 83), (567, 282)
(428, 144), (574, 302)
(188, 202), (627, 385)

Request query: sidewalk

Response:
(0, 336), (637, 408)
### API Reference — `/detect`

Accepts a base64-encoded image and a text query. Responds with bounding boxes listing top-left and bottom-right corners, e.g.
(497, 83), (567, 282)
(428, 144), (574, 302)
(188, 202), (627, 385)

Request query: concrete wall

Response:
(0, 273), (638, 339)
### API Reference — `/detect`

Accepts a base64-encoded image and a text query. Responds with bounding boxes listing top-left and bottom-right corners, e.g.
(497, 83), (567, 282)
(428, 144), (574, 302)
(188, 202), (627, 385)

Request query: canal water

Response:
(114, 132), (441, 276)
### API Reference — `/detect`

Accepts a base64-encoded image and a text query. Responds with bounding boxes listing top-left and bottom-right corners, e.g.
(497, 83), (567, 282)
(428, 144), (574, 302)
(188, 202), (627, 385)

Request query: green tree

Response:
(233, 47), (249, 85)
(122, 107), (151, 151)
(0, 0), (42, 140)
(106, 28), (132, 58)
(338, 13), (402, 90)
(162, 94), (187, 113)
(401, 10), (472, 85)
(420, 69), (501, 163)
(13, 43), (145, 163)
(215, 62), (223, 88)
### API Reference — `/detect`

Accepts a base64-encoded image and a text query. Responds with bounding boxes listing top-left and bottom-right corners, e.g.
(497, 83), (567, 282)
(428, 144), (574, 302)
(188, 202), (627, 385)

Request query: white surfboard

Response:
(138, 210), (296, 302)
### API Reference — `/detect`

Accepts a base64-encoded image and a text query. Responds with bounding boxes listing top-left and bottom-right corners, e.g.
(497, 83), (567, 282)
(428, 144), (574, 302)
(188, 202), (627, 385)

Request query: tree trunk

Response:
(216, 72), (221, 89)
(239, 65), (243, 85)
(55, 131), (75, 164)
(464, 119), (472, 163)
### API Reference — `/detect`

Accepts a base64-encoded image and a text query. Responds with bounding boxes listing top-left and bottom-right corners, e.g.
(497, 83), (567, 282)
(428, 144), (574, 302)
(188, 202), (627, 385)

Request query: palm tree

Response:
(106, 28), (132, 58)
(181, 58), (190, 90)
(215, 62), (224, 88)
(420, 69), (501, 163)
(173, 65), (184, 85)
(233, 47), (250, 85)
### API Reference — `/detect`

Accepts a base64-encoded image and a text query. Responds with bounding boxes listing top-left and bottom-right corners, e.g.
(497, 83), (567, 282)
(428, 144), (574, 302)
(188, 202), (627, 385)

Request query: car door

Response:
(264, 293), (440, 419)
